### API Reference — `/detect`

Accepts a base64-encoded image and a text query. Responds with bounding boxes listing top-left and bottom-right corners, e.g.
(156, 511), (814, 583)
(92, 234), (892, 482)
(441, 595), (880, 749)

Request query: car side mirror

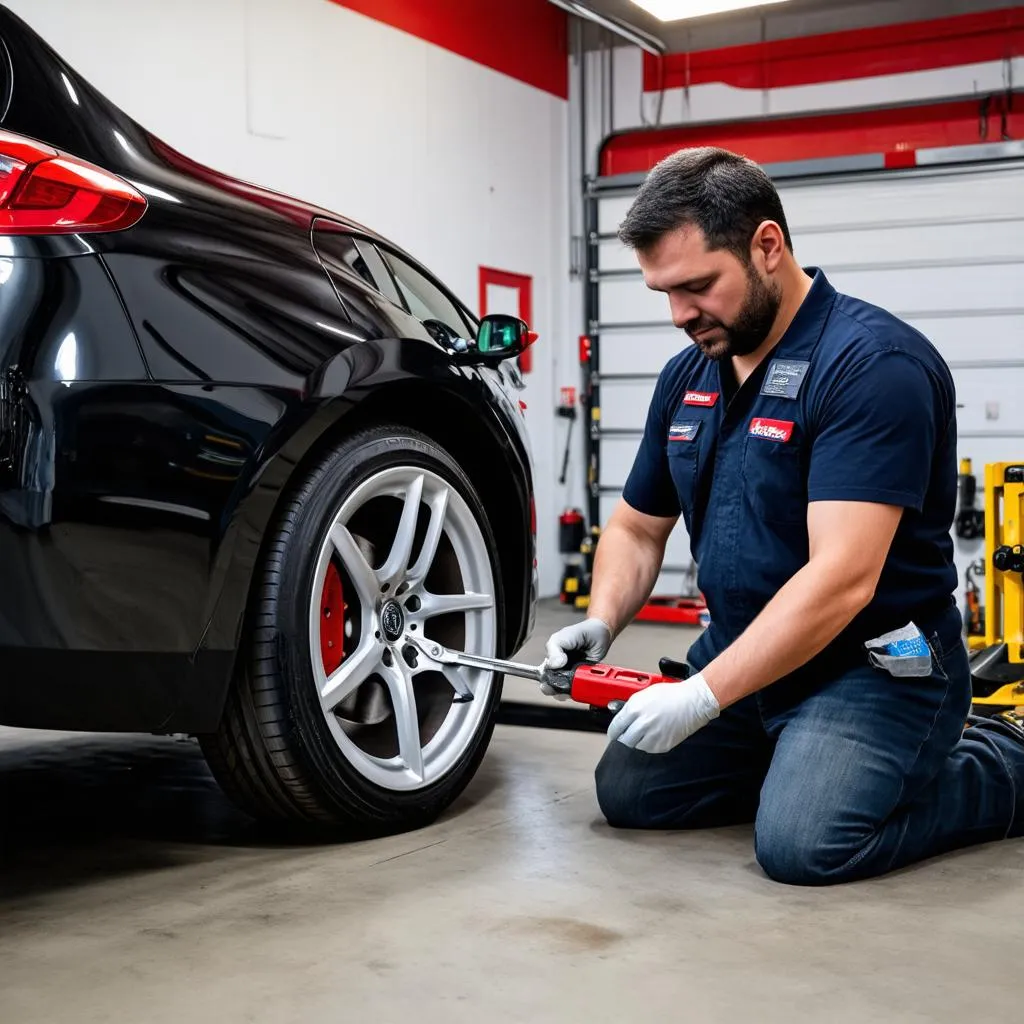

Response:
(476, 314), (537, 359)
(438, 314), (537, 365)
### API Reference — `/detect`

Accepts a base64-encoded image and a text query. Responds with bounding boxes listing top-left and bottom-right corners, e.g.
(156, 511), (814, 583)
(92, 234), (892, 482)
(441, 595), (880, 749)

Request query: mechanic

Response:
(543, 146), (1024, 886)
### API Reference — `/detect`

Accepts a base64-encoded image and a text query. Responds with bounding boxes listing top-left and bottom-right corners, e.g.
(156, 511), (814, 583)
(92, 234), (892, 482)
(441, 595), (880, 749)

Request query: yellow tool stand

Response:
(969, 462), (1024, 716)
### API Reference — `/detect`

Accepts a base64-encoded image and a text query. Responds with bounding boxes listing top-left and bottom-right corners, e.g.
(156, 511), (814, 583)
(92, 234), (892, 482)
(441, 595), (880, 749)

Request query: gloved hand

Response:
(540, 617), (612, 699)
(607, 673), (720, 754)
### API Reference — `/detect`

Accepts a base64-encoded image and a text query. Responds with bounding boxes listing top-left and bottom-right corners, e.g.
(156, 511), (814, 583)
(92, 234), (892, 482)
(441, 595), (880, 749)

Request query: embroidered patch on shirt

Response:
(748, 417), (794, 442)
(668, 421), (701, 442)
(760, 359), (810, 400)
(683, 390), (720, 407)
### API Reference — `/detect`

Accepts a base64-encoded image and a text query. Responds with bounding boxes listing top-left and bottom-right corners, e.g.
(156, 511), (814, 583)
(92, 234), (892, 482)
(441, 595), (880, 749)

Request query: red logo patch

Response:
(683, 391), (719, 407)
(749, 417), (794, 442)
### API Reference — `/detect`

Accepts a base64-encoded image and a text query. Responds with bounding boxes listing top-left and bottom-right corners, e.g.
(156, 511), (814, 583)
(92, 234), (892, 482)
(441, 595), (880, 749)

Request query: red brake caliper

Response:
(320, 561), (346, 676)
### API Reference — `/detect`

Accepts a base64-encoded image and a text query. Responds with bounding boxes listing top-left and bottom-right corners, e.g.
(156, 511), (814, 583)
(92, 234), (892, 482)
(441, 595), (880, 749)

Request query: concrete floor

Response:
(1, 599), (1021, 1022)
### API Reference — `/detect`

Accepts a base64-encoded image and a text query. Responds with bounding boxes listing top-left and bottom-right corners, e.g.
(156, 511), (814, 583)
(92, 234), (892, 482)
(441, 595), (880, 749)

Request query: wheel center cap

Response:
(380, 600), (405, 643)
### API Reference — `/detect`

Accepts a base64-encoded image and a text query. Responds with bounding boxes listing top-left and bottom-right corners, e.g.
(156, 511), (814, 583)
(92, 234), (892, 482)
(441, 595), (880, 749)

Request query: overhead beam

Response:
(547, 0), (666, 54)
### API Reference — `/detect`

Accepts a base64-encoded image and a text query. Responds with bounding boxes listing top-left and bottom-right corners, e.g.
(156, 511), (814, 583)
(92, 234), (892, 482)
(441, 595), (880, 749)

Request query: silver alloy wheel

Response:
(307, 466), (497, 791)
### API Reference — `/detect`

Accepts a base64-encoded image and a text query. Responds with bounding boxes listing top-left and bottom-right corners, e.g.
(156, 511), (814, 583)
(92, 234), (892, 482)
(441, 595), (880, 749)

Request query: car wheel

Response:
(199, 425), (504, 834)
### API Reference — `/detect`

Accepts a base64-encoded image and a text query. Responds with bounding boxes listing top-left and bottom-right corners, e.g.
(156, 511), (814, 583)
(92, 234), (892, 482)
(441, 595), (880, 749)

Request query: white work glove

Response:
(607, 673), (720, 754)
(540, 617), (612, 700)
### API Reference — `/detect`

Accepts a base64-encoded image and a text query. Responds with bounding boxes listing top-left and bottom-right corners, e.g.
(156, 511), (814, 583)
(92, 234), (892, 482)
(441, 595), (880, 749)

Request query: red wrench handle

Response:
(569, 664), (679, 710)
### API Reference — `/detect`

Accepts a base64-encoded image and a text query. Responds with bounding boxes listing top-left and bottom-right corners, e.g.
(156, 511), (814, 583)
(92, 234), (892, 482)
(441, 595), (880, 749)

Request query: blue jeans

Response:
(595, 610), (1024, 885)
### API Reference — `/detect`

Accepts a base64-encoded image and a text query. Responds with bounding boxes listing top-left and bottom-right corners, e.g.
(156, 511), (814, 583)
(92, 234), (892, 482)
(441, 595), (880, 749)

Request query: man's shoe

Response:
(969, 707), (1024, 745)
(994, 708), (1024, 740)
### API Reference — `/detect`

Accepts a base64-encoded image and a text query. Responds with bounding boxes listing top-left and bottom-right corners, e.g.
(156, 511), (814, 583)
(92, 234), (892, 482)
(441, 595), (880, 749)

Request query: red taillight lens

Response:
(17, 174), (76, 208)
(0, 129), (146, 235)
(0, 156), (29, 206)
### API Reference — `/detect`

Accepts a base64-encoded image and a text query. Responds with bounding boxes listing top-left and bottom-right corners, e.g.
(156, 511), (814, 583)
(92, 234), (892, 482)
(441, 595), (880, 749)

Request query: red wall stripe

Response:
(599, 92), (1024, 176)
(328, 0), (568, 99)
(643, 7), (1024, 92)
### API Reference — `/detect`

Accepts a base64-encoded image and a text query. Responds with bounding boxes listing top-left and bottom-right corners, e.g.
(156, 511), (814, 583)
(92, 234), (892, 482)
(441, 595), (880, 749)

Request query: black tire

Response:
(198, 425), (505, 835)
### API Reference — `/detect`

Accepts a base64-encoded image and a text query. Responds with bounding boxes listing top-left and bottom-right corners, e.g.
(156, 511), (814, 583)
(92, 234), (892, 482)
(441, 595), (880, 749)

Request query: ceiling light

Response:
(630, 0), (793, 22)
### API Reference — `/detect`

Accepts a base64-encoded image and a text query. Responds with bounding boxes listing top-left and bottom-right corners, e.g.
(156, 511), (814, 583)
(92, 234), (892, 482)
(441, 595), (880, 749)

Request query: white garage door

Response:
(589, 153), (1024, 604)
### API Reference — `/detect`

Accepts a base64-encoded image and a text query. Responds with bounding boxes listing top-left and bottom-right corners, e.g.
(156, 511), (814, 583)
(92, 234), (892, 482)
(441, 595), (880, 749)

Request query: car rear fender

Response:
(197, 339), (535, 696)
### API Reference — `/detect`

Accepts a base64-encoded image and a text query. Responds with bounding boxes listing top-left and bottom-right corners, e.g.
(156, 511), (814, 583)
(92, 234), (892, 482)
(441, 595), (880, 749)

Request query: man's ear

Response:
(751, 220), (786, 273)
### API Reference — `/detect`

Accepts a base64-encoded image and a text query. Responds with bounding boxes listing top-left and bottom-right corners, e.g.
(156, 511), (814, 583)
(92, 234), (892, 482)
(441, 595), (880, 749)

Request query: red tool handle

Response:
(569, 664), (679, 710)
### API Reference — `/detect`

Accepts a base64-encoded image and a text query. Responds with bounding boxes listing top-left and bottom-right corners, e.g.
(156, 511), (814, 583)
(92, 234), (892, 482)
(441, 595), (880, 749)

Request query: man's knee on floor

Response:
(594, 741), (656, 829)
(754, 814), (871, 886)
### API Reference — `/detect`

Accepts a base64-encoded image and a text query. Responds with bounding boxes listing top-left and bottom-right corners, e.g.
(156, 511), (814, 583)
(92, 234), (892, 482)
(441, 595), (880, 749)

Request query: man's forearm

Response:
(701, 558), (873, 710)
(585, 520), (665, 637)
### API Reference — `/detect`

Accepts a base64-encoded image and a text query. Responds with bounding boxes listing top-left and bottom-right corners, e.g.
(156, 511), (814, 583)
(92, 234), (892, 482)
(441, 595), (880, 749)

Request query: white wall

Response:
(7, 0), (574, 600)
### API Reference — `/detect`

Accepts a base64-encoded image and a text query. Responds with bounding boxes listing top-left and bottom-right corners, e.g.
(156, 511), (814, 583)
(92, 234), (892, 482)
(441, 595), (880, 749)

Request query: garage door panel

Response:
(599, 436), (646, 490)
(794, 219), (1024, 268)
(951, 367), (1024, 434)
(783, 168), (1024, 230)
(598, 494), (694, 579)
(903, 315), (1024, 364)
(599, 238), (642, 271)
(597, 195), (635, 234)
(599, 331), (683, 374)
(600, 277), (671, 324)
(825, 263), (1024, 315)
(599, 380), (661, 430)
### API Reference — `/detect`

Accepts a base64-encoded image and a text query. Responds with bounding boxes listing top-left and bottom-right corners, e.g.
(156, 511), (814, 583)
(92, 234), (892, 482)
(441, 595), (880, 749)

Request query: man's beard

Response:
(685, 265), (782, 362)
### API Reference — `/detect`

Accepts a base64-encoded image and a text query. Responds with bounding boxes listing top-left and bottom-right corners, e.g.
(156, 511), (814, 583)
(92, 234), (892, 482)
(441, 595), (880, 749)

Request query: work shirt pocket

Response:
(741, 432), (806, 525)
(666, 419), (701, 521)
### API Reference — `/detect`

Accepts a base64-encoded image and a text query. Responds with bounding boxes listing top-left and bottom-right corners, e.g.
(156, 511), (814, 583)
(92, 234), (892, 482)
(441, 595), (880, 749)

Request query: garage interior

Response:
(2, 0), (1023, 1020)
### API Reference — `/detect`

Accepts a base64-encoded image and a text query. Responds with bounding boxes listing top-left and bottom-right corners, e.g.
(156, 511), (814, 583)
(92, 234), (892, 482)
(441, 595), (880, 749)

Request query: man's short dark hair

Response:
(617, 146), (793, 261)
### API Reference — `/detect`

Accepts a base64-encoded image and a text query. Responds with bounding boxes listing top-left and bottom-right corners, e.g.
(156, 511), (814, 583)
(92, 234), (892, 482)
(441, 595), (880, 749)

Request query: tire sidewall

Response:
(272, 428), (505, 823)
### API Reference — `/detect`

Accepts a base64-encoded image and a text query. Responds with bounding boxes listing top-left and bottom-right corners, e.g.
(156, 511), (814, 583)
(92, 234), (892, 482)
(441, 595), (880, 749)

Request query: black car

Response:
(0, 6), (537, 833)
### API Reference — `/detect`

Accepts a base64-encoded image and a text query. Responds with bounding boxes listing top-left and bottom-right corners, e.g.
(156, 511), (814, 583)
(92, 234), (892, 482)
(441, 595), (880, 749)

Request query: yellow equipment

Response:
(969, 462), (1024, 715)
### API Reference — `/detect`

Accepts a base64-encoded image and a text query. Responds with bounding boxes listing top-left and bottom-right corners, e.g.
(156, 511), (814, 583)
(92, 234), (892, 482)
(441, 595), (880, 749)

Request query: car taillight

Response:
(0, 129), (146, 235)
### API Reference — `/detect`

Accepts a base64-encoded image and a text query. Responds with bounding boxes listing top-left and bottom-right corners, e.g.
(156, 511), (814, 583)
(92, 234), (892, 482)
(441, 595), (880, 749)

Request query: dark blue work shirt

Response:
(623, 268), (958, 682)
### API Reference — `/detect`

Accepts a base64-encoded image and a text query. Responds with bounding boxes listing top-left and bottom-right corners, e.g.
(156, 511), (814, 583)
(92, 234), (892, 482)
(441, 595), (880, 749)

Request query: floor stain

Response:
(497, 915), (625, 953)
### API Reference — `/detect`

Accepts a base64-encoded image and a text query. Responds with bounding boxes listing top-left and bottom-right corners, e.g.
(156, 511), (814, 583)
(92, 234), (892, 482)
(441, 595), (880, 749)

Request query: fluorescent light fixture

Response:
(630, 0), (792, 21)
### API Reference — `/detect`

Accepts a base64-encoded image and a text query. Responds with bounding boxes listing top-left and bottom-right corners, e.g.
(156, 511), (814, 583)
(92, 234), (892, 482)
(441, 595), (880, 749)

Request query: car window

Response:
(381, 251), (473, 337)
(312, 224), (402, 306)
(352, 239), (403, 306)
